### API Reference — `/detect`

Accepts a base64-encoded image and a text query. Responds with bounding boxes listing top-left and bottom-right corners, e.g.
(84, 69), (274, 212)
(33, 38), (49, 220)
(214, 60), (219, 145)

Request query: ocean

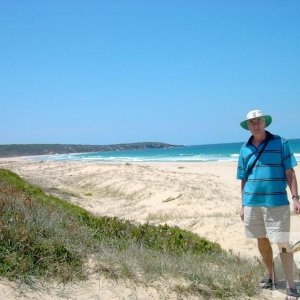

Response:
(37, 138), (300, 163)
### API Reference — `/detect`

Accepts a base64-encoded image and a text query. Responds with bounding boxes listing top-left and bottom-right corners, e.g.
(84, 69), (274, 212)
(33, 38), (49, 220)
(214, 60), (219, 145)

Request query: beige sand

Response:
(0, 157), (299, 299)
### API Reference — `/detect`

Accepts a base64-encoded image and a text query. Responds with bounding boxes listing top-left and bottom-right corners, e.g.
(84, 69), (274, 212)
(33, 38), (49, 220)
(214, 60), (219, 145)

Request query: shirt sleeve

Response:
(282, 138), (297, 170)
(236, 148), (245, 180)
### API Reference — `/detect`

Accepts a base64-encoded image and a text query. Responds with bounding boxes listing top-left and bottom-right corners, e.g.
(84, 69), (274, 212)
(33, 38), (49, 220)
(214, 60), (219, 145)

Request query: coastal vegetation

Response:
(0, 169), (264, 298)
(0, 142), (181, 158)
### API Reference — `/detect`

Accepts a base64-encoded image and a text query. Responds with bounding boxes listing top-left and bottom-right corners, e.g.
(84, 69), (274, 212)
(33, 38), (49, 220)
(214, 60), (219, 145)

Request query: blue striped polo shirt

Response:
(237, 131), (297, 206)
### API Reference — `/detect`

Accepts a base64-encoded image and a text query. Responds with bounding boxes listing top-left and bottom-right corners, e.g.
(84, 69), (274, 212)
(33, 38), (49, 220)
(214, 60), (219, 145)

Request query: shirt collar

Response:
(246, 131), (274, 146)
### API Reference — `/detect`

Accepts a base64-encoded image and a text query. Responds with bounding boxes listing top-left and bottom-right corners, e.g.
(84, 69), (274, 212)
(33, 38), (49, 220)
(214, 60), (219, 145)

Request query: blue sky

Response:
(1, 1), (299, 146)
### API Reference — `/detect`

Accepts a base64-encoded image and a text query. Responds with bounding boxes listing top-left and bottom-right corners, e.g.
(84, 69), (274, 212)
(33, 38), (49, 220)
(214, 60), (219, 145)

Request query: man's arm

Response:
(241, 179), (246, 193)
(285, 168), (300, 213)
(240, 179), (246, 220)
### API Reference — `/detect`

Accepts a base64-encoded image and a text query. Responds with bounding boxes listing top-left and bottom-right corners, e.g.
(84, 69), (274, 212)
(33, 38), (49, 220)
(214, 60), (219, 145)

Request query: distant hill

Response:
(0, 142), (182, 158)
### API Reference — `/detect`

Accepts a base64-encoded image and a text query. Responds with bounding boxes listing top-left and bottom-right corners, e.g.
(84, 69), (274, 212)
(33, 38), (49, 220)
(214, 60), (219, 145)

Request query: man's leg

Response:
(278, 243), (299, 299)
(278, 243), (295, 289)
(257, 237), (274, 280)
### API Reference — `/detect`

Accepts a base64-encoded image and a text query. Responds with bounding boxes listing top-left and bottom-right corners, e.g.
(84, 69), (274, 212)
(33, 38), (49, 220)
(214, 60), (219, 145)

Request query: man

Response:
(237, 109), (300, 299)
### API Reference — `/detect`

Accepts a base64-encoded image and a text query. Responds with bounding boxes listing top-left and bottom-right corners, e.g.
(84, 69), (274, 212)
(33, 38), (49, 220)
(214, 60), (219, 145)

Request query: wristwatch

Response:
(292, 195), (300, 200)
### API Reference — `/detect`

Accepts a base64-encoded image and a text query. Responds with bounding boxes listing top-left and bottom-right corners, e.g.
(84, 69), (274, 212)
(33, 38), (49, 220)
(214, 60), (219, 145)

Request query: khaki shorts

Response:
(243, 205), (290, 243)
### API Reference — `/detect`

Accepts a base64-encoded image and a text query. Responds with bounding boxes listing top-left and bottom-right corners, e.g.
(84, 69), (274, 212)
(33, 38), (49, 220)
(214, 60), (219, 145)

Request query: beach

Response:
(0, 157), (299, 299)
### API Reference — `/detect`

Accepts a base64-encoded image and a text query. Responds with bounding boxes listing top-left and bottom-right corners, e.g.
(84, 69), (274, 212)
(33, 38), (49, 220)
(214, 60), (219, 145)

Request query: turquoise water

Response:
(38, 138), (300, 163)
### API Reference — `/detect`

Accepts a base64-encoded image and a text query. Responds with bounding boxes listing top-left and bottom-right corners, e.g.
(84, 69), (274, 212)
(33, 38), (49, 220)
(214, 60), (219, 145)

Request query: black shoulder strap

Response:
(245, 137), (270, 180)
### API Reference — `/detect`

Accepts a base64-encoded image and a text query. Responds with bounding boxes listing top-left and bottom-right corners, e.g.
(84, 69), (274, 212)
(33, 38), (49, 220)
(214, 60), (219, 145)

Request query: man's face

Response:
(247, 117), (266, 135)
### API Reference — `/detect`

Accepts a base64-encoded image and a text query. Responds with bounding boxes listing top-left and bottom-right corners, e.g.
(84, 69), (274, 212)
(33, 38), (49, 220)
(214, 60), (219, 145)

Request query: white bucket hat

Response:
(240, 109), (272, 130)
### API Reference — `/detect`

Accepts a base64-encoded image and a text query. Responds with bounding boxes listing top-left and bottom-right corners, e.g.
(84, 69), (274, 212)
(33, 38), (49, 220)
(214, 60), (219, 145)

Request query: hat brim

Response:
(240, 115), (272, 130)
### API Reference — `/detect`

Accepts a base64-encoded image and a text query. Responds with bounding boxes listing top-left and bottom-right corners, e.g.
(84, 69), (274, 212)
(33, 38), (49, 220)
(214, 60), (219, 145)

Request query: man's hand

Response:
(292, 199), (300, 214)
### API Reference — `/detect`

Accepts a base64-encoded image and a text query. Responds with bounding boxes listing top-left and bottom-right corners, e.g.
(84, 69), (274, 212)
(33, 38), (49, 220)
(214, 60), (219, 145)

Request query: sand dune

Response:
(0, 158), (299, 299)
